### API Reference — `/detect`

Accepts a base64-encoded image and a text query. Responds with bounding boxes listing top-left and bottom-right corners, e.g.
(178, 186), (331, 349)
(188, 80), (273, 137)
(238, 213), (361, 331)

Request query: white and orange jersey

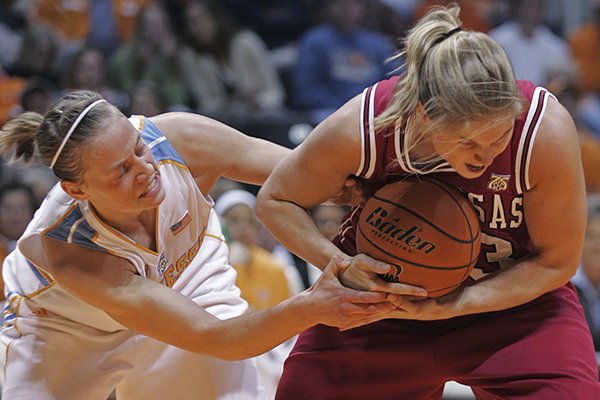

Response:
(3, 116), (243, 332)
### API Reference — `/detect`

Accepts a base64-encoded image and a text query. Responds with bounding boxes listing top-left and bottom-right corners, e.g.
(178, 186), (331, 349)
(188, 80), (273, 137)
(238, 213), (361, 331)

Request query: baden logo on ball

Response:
(363, 206), (437, 254)
(357, 176), (481, 297)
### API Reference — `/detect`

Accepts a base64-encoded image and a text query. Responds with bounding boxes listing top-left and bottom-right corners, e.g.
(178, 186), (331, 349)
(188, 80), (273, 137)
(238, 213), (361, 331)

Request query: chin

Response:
(458, 168), (485, 179)
(153, 188), (167, 205)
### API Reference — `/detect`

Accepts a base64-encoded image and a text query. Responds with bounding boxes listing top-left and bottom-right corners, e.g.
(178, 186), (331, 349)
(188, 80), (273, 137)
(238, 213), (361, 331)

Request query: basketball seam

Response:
(421, 177), (480, 241)
(421, 177), (481, 280)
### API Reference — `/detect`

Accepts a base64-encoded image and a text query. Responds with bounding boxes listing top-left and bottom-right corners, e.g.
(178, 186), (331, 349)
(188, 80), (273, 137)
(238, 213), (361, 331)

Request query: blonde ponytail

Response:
(375, 4), (524, 160)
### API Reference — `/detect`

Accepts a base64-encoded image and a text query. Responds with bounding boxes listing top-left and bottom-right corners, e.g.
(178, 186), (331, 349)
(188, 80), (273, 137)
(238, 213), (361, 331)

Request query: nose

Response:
(134, 157), (154, 183)
(474, 146), (494, 165)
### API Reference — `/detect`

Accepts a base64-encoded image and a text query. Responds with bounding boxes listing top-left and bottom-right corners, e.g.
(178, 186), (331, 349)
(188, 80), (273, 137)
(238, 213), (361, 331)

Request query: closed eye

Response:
(136, 142), (149, 157)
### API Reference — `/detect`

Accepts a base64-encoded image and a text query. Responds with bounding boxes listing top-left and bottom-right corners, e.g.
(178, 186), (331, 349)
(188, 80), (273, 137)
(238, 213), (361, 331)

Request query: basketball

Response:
(356, 177), (481, 297)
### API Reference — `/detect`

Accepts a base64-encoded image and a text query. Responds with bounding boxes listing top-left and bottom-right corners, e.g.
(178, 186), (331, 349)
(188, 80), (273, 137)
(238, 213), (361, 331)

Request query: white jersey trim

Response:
(148, 136), (167, 149)
(515, 87), (553, 194)
(394, 121), (454, 175)
(357, 84), (378, 179)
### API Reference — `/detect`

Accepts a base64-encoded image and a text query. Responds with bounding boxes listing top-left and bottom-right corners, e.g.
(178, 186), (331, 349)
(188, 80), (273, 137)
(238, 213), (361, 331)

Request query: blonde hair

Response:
(375, 4), (525, 161)
(0, 90), (112, 183)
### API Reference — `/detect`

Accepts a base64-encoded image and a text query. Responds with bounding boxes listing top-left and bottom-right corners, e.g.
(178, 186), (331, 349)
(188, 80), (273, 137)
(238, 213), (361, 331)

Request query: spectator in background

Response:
(488, 0), (573, 86)
(110, 1), (190, 111)
(580, 130), (600, 194)
(572, 194), (600, 371)
(225, 0), (314, 51)
(36, 0), (149, 57)
(178, 0), (286, 120)
(0, 180), (37, 254)
(1, 77), (59, 207)
(209, 177), (244, 205)
(414, 0), (490, 32)
(1, 75), (56, 127)
(128, 81), (166, 117)
(292, 0), (395, 123)
(8, 0), (63, 83)
(214, 189), (291, 311)
(547, 71), (600, 194)
(568, 0), (600, 140)
(0, 0), (26, 74)
(0, 72), (26, 125)
(223, 0), (316, 91)
(18, 76), (58, 115)
(544, 0), (593, 38)
(0, 179), (34, 336)
(214, 188), (295, 399)
(363, 0), (413, 46)
(273, 204), (348, 294)
(312, 204), (348, 243)
(62, 46), (128, 112)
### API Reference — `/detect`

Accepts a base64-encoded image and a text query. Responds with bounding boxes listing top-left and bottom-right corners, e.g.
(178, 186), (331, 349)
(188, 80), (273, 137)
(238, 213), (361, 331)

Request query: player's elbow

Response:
(255, 186), (276, 223)
(538, 248), (582, 289)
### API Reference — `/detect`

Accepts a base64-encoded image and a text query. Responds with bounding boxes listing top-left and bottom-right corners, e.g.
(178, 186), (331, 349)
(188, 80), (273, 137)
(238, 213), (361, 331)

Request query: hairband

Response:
(432, 26), (462, 46)
(49, 99), (106, 170)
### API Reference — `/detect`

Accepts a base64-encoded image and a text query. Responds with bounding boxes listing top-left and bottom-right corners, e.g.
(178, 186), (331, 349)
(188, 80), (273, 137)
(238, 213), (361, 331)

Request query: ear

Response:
(61, 181), (89, 201)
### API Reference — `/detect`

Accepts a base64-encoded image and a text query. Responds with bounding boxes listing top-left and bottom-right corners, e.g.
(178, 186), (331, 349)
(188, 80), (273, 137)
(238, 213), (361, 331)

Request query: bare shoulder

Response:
(529, 96), (581, 187)
(147, 112), (240, 179)
(291, 95), (364, 176)
(309, 95), (363, 148)
(148, 112), (228, 149)
(537, 97), (578, 145)
(147, 112), (290, 192)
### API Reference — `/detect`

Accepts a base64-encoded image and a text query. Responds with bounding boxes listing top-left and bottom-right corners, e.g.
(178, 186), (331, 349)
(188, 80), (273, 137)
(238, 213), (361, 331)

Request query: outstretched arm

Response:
(150, 112), (291, 194)
(43, 237), (394, 360)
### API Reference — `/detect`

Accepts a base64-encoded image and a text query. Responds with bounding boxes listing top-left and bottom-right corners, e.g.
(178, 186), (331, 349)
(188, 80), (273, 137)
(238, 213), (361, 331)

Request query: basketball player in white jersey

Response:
(0, 90), (399, 399)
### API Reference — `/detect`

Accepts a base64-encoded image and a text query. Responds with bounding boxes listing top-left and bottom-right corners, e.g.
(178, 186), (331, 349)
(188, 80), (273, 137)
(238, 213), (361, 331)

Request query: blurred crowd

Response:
(2, 0), (600, 394)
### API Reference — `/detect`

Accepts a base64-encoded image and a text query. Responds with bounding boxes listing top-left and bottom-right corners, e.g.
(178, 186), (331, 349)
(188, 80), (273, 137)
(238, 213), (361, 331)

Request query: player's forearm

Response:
(198, 292), (314, 360)
(452, 256), (577, 316)
(108, 286), (314, 361)
(256, 197), (343, 270)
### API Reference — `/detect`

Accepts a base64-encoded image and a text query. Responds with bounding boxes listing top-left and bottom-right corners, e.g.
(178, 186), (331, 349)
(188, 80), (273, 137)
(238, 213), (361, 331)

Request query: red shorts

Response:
(276, 283), (600, 400)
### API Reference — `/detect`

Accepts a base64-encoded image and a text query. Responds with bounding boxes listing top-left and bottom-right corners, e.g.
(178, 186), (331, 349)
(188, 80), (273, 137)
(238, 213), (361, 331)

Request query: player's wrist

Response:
(279, 290), (317, 331)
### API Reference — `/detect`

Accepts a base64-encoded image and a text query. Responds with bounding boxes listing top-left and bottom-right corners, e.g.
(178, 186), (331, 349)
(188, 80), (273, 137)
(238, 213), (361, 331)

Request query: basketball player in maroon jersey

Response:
(257, 5), (600, 399)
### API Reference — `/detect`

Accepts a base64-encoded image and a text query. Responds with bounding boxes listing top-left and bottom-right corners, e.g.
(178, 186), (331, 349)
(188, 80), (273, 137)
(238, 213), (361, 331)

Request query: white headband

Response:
(49, 99), (106, 170)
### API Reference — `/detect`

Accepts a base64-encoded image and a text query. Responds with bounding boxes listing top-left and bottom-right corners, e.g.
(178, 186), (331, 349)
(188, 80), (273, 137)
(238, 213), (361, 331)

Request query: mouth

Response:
(467, 163), (485, 172)
(140, 175), (160, 198)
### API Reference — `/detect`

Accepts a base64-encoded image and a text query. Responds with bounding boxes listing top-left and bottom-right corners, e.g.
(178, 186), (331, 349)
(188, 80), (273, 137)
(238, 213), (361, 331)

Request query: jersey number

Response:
(470, 233), (514, 280)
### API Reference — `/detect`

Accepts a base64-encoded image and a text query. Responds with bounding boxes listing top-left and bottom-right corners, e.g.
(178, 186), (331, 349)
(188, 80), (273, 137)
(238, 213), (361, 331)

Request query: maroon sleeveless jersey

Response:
(333, 76), (550, 279)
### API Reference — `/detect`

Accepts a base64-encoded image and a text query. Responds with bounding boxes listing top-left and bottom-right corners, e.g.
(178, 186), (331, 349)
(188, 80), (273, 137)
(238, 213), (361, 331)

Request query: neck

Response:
(90, 203), (157, 250)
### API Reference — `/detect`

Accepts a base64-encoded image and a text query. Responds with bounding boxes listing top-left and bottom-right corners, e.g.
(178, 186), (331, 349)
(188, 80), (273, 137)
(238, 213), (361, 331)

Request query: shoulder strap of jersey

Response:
(356, 84), (379, 179)
(515, 87), (554, 194)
